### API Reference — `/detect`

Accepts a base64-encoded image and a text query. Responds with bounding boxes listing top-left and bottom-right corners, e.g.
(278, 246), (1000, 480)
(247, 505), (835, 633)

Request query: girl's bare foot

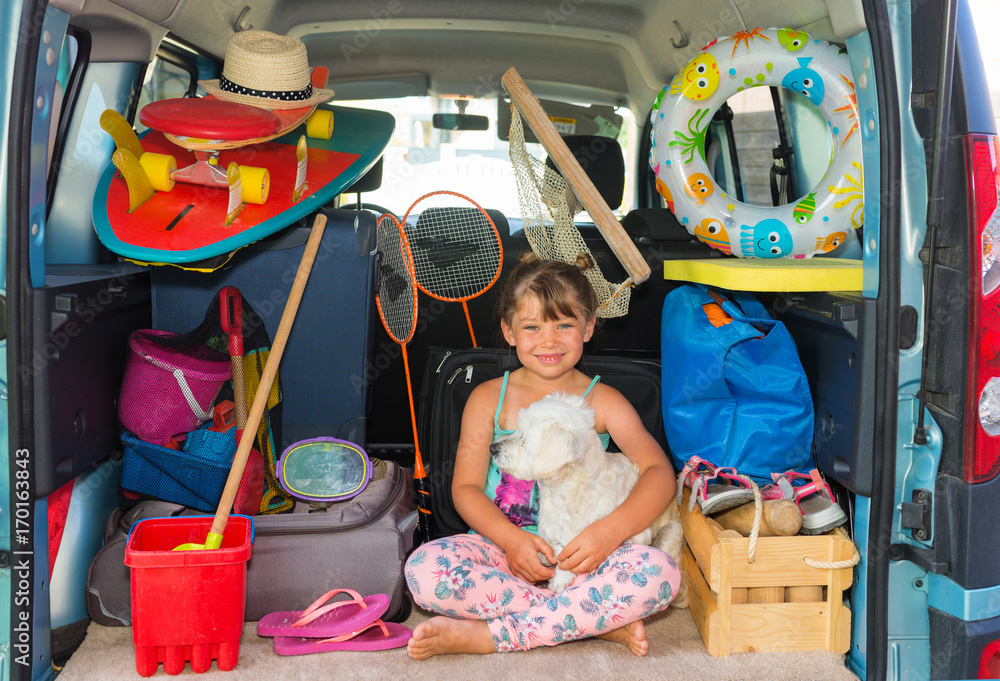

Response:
(407, 617), (496, 660)
(597, 619), (649, 656)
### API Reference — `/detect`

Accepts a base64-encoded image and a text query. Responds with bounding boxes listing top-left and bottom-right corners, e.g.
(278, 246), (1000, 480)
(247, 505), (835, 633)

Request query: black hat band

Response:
(219, 74), (313, 102)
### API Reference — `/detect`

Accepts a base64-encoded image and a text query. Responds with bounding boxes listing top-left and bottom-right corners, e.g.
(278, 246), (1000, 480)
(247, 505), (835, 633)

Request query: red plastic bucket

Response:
(125, 516), (253, 676)
(118, 329), (231, 445)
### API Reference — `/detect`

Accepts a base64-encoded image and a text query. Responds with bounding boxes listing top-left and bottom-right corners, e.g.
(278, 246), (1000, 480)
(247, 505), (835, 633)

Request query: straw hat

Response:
(199, 30), (334, 111)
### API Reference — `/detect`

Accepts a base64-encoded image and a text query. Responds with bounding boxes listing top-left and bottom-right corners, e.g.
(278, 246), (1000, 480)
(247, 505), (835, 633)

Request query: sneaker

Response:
(677, 456), (756, 515)
(762, 468), (847, 534)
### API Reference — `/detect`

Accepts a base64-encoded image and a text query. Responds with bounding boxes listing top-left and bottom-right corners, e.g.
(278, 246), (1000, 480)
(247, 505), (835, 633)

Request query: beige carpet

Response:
(58, 600), (860, 681)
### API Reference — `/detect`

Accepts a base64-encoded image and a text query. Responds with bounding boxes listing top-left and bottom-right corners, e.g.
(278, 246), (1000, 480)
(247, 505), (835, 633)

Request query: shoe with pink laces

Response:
(677, 456), (756, 515)
(762, 468), (847, 534)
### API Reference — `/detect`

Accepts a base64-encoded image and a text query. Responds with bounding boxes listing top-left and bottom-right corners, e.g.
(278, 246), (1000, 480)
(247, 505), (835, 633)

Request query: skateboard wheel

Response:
(306, 109), (334, 140)
(239, 166), (270, 204)
(139, 152), (176, 192)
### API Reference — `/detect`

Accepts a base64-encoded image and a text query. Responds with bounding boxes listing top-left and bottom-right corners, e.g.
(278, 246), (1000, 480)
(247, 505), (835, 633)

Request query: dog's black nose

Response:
(489, 442), (501, 457)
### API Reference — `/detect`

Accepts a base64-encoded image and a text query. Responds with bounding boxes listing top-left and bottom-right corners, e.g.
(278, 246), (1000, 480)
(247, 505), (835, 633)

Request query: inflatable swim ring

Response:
(650, 27), (862, 259)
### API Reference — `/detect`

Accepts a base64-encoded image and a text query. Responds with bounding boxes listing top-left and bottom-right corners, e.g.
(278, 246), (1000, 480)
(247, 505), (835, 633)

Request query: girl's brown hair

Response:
(497, 252), (599, 330)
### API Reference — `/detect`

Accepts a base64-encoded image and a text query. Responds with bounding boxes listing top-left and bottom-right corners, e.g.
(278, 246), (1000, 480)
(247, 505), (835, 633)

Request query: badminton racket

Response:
(375, 213), (433, 543)
(401, 191), (503, 347)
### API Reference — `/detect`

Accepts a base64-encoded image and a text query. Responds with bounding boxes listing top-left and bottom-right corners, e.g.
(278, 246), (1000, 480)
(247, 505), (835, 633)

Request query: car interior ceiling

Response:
(71, 0), (856, 122)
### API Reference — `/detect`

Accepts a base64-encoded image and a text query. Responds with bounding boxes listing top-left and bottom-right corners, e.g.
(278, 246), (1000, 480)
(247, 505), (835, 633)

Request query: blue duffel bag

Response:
(660, 283), (814, 485)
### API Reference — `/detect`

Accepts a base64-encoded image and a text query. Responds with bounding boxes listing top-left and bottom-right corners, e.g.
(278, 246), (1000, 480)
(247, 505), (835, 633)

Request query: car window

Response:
(335, 95), (637, 226)
(704, 86), (830, 209)
(135, 54), (203, 132)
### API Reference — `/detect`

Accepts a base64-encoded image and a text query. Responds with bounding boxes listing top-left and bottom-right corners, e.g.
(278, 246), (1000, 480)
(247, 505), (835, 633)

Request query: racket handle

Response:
(462, 301), (477, 347)
(414, 475), (433, 544)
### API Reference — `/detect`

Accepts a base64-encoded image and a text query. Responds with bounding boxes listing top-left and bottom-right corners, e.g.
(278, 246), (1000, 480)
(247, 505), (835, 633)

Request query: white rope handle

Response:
(804, 547), (862, 570)
(734, 474), (762, 563)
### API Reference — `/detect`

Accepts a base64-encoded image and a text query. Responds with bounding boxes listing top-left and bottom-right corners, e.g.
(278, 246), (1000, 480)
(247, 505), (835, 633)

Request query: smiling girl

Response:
(404, 253), (680, 659)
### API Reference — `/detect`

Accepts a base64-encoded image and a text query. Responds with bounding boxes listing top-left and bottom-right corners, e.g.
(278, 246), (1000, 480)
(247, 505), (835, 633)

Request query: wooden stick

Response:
(785, 586), (825, 602)
(747, 586), (786, 604)
(713, 499), (803, 537)
(501, 67), (651, 284)
(209, 213), (327, 536)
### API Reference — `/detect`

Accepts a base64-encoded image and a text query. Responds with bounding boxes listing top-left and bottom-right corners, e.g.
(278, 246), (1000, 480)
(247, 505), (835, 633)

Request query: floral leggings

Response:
(404, 533), (681, 652)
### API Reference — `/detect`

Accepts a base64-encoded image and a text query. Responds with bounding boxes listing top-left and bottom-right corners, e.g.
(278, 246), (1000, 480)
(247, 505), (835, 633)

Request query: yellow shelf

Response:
(663, 258), (863, 292)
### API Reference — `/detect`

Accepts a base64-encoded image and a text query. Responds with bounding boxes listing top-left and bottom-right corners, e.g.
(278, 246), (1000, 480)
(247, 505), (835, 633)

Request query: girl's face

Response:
(501, 294), (595, 377)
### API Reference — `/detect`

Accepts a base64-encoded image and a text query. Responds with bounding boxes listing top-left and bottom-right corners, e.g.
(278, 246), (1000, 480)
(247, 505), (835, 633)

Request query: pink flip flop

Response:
(256, 589), (390, 638)
(272, 620), (412, 655)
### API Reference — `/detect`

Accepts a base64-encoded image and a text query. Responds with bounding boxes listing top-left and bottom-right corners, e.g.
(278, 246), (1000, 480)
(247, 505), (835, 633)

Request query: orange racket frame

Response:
(402, 190), (503, 347)
(374, 213), (432, 541)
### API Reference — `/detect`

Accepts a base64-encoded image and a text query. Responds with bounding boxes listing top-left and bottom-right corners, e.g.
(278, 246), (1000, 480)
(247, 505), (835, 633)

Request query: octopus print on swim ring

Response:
(650, 27), (863, 258)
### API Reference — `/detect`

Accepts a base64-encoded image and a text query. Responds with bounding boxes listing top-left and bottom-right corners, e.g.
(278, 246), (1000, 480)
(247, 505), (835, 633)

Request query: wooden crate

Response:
(681, 491), (854, 656)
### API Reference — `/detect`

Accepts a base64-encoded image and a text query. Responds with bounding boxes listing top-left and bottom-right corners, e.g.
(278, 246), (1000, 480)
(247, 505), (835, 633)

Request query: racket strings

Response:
(375, 214), (418, 345)
(404, 195), (503, 302)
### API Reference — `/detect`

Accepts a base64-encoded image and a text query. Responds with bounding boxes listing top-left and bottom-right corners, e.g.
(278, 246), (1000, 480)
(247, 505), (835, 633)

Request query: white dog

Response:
(490, 392), (686, 605)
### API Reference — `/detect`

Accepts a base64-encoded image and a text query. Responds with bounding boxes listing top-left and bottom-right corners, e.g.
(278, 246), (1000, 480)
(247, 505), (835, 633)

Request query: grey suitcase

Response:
(86, 459), (417, 625)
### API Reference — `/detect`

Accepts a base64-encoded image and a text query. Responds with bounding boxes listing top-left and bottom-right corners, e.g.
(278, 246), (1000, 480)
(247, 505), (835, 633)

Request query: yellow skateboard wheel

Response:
(138, 152), (176, 192)
(306, 109), (334, 140)
(239, 165), (270, 204)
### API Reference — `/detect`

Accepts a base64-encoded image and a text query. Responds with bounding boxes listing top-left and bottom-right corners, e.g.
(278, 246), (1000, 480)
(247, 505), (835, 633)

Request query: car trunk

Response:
(9, 1), (1000, 679)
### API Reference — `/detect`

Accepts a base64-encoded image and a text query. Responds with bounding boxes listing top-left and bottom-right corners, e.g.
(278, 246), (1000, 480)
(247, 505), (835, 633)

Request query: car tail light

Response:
(979, 638), (1000, 678)
(965, 133), (1000, 483)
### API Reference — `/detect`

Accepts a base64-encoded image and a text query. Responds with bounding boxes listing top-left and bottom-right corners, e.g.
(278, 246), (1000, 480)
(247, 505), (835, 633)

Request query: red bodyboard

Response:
(104, 131), (359, 253)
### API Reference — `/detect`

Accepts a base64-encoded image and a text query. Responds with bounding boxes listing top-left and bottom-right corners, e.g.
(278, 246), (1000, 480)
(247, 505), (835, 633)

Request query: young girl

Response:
(405, 254), (680, 659)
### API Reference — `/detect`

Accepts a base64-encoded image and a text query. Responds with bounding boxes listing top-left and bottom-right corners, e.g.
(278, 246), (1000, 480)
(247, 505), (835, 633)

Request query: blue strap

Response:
(583, 374), (601, 397)
(494, 371), (512, 434)
(695, 283), (773, 325)
(691, 285), (774, 348)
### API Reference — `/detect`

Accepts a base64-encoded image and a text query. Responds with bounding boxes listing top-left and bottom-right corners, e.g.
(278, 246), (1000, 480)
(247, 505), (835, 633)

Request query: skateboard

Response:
(102, 67), (335, 221)
(93, 83), (394, 269)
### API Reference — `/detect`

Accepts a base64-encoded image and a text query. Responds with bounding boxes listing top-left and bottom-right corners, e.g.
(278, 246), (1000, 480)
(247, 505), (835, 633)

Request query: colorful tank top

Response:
(484, 372), (609, 535)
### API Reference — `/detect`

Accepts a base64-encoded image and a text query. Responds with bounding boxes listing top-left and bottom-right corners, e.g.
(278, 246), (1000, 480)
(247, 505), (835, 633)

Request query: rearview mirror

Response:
(432, 113), (490, 131)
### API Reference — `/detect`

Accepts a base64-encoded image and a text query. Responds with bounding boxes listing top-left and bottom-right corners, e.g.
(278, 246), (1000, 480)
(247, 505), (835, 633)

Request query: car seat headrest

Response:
(344, 156), (383, 194)
(413, 206), (510, 239)
(621, 208), (697, 242)
(544, 135), (625, 211)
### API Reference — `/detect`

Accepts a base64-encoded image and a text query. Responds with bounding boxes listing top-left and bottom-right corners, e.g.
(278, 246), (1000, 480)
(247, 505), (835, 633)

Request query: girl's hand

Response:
(499, 529), (557, 584)
(557, 518), (623, 575)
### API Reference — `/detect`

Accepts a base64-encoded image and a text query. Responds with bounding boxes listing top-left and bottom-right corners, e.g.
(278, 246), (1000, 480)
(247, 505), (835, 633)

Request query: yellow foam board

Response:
(663, 258), (863, 292)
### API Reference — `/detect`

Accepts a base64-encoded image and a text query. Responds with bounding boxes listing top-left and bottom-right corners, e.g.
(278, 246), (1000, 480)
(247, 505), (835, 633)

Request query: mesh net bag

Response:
(118, 290), (293, 515)
(507, 106), (633, 318)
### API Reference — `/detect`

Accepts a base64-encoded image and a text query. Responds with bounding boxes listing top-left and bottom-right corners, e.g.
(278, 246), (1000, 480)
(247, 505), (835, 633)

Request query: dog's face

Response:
(490, 392), (599, 482)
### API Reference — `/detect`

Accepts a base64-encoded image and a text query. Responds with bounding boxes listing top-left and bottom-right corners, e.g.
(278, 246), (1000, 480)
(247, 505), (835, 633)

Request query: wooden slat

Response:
(682, 546), (725, 656)
(830, 604), (852, 654)
(680, 490), (722, 579)
(501, 67), (651, 284)
(730, 603), (833, 653)
(717, 529), (748, 604)
(726, 535), (853, 589)
(715, 539), (733, 654)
